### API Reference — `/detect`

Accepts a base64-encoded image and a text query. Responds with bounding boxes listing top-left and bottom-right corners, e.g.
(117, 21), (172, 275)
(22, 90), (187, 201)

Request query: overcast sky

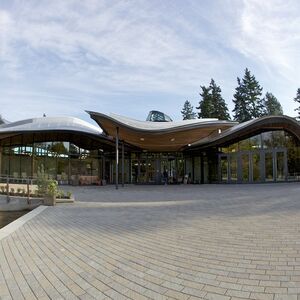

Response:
(0, 0), (299, 123)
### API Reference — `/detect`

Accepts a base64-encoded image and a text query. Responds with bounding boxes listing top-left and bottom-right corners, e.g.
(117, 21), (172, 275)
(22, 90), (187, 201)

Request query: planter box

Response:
(43, 195), (56, 206)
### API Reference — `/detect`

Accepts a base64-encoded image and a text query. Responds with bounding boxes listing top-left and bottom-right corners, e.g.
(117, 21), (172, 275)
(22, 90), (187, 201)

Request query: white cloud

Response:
(0, 0), (299, 121)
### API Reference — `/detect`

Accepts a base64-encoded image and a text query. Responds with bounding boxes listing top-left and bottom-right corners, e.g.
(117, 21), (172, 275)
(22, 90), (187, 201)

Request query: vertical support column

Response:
(0, 146), (2, 176)
(102, 155), (105, 181)
(200, 153), (204, 184)
(129, 153), (132, 184)
(31, 134), (35, 179)
(115, 127), (119, 189)
(137, 154), (141, 183)
(121, 142), (125, 187)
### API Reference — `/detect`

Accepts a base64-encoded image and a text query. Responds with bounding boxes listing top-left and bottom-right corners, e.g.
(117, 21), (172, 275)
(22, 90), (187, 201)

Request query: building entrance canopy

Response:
(87, 111), (237, 151)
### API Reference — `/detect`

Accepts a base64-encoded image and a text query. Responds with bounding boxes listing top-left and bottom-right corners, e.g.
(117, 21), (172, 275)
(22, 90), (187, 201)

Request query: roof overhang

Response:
(186, 115), (300, 151)
(87, 111), (237, 152)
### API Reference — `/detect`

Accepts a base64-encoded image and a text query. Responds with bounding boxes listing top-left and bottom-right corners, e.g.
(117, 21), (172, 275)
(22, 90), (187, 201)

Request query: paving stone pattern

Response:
(1, 183), (300, 299)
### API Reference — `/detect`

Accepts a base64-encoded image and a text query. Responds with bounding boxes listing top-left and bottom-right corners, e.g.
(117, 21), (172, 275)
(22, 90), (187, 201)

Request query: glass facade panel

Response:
(276, 151), (285, 181)
(262, 132), (273, 149)
(272, 131), (285, 148)
(220, 156), (228, 182)
(239, 139), (250, 151)
(252, 152), (261, 182)
(249, 134), (261, 150)
(241, 153), (249, 182)
(265, 152), (273, 181)
(230, 154), (237, 181)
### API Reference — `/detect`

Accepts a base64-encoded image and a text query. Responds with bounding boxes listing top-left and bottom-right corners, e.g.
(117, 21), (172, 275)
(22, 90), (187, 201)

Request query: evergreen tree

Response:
(181, 100), (196, 120)
(263, 92), (283, 116)
(232, 68), (264, 122)
(197, 79), (230, 120)
(209, 79), (230, 120)
(294, 88), (300, 120)
(197, 86), (213, 118)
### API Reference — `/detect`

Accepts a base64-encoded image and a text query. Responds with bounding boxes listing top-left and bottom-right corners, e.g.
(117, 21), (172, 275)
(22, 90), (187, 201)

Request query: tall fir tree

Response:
(263, 92), (283, 116)
(294, 88), (300, 120)
(181, 100), (196, 120)
(209, 79), (230, 120)
(197, 86), (213, 118)
(196, 79), (230, 120)
(232, 68), (264, 122)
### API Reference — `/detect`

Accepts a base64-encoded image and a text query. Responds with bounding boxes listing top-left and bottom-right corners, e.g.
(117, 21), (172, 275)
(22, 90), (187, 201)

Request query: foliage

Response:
(181, 100), (196, 120)
(37, 165), (49, 196)
(232, 68), (264, 122)
(294, 88), (300, 120)
(197, 79), (230, 120)
(263, 92), (283, 116)
(47, 180), (58, 197)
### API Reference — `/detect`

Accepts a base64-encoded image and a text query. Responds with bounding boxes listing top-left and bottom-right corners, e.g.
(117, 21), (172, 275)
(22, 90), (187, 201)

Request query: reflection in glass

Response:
(241, 153), (249, 182)
(272, 131), (285, 148)
(220, 156), (228, 181)
(230, 154), (237, 181)
(262, 132), (273, 149)
(249, 134), (261, 150)
(276, 152), (285, 181)
(265, 152), (273, 181)
(252, 153), (260, 182)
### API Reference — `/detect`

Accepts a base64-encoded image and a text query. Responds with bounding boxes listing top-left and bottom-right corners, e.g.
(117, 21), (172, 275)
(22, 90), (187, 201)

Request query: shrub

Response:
(47, 180), (58, 197)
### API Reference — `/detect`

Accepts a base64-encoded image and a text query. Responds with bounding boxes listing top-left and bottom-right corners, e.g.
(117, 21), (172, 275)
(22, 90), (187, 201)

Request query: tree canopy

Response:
(196, 79), (230, 120)
(181, 100), (196, 120)
(263, 92), (283, 116)
(232, 68), (264, 122)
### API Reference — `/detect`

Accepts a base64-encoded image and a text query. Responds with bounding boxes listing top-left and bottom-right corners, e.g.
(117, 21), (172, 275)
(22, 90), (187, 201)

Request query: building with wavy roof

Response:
(0, 111), (299, 186)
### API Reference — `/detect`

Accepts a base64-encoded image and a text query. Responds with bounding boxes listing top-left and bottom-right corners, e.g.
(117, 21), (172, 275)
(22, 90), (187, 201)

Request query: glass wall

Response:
(130, 152), (184, 184)
(218, 130), (300, 183)
(0, 138), (105, 185)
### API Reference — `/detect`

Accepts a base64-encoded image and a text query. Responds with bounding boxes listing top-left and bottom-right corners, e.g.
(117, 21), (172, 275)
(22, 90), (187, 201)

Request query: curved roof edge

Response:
(0, 116), (103, 135)
(86, 111), (237, 134)
(187, 115), (300, 150)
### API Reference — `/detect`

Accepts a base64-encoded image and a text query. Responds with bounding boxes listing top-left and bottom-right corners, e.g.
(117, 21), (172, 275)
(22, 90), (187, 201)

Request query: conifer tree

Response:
(263, 92), (283, 116)
(197, 86), (213, 118)
(209, 79), (230, 120)
(197, 79), (230, 120)
(232, 68), (264, 122)
(294, 88), (300, 120)
(181, 100), (196, 120)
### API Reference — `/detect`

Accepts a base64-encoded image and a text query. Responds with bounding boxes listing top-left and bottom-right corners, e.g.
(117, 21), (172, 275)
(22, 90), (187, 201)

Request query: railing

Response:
(0, 176), (38, 204)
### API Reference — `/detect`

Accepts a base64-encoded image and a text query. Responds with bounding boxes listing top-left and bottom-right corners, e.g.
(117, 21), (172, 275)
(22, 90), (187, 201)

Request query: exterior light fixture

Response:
(188, 144), (191, 147)
(170, 138), (175, 142)
(218, 128), (222, 134)
(140, 137), (144, 141)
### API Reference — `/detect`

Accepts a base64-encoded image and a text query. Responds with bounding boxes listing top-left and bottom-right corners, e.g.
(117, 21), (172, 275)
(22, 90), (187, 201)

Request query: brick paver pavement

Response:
(1, 183), (300, 300)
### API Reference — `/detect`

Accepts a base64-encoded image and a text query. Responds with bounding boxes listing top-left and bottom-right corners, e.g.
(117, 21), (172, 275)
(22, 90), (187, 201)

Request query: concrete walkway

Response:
(1, 183), (300, 299)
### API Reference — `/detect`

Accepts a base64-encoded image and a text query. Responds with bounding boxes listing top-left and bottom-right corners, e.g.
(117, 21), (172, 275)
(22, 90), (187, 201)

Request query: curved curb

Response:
(0, 205), (47, 241)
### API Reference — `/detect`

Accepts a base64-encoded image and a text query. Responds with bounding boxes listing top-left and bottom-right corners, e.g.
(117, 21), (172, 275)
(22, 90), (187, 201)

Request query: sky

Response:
(0, 0), (299, 123)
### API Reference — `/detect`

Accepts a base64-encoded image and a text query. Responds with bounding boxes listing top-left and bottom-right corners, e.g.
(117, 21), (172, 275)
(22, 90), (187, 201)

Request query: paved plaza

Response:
(0, 183), (300, 300)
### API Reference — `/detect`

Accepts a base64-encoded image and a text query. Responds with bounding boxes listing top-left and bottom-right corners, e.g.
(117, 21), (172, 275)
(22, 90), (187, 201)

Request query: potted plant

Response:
(43, 180), (58, 206)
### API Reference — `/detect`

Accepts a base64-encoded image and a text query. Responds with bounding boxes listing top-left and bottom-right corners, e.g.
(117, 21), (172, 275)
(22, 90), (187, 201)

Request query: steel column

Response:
(121, 142), (125, 187)
(115, 127), (119, 189)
